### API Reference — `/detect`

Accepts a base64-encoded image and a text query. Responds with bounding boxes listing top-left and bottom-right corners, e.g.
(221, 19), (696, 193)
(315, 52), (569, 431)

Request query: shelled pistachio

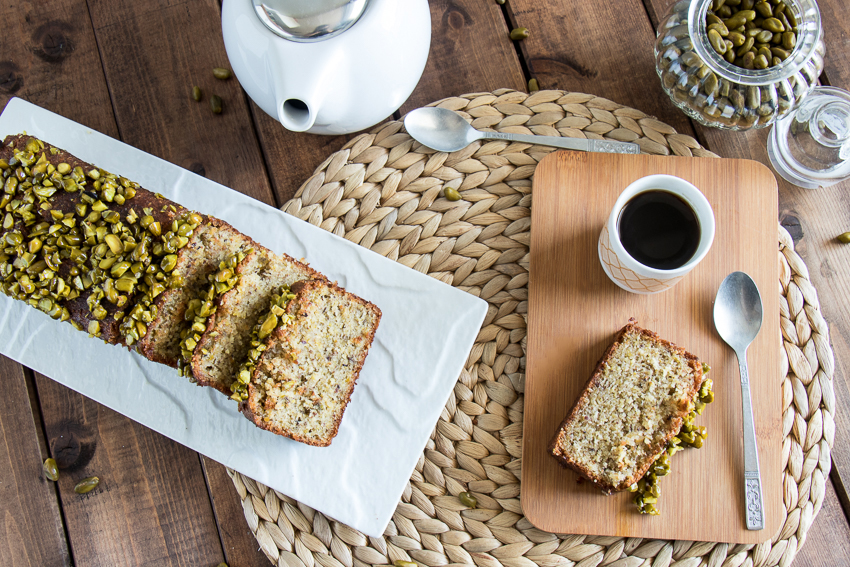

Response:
(509, 27), (529, 40)
(213, 67), (232, 80)
(210, 95), (223, 114)
(458, 491), (478, 508)
(43, 458), (59, 481)
(654, 0), (823, 130)
(628, 368), (714, 515)
(74, 476), (100, 494)
(705, 1), (798, 70)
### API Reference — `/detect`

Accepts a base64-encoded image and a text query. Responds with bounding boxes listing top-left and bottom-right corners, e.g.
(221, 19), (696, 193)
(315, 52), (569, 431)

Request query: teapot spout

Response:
(278, 98), (316, 132)
(267, 45), (325, 133)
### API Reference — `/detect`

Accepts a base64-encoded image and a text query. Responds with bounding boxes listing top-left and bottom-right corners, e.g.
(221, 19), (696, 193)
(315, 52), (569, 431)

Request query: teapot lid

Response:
(253, 0), (369, 42)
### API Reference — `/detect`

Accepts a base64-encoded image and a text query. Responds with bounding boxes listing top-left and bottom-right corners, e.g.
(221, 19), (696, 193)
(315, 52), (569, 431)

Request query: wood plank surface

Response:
(1, 0), (248, 563)
(249, 108), (356, 205)
(0, 358), (70, 567)
(68, 0), (279, 562)
(203, 459), (271, 567)
(0, 0), (847, 562)
(640, 0), (850, 523)
(816, 0), (850, 90)
(36, 375), (225, 566)
(399, 0), (527, 113)
(523, 152), (781, 542)
(87, 0), (275, 205)
(793, 479), (850, 567)
(506, 0), (695, 138)
(0, 0), (117, 136)
(631, 0), (850, 553)
(0, 1), (119, 565)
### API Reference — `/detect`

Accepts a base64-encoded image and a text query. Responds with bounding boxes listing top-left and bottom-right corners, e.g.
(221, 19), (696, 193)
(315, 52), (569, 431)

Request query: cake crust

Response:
(548, 318), (704, 493)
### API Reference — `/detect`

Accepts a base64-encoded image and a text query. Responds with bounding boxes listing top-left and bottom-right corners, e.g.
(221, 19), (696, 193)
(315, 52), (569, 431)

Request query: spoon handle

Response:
(737, 349), (765, 530)
(479, 131), (640, 154)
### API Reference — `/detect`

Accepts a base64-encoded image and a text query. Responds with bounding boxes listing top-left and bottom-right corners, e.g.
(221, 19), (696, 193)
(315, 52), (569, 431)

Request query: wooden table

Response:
(1, 1), (848, 565)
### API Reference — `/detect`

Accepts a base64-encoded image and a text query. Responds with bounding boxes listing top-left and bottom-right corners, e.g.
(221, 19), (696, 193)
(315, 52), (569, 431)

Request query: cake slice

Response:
(185, 248), (321, 395)
(240, 279), (381, 446)
(136, 218), (255, 367)
(549, 319), (705, 494)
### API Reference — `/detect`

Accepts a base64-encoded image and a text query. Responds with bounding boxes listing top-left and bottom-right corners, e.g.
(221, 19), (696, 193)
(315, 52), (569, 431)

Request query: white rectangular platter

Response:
(0, 98), (488, 537)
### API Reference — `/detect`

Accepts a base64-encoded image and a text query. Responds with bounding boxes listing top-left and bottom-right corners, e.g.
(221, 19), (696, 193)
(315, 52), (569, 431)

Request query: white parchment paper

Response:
(0, 98), (488, 536)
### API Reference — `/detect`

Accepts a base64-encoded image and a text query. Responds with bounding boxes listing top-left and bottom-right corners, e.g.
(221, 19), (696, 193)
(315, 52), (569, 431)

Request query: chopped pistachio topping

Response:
(629, 371), (714, 515)
(177, 248), (252, 378)
(229, 285), (296, 402)
(0, 135), (203, 344)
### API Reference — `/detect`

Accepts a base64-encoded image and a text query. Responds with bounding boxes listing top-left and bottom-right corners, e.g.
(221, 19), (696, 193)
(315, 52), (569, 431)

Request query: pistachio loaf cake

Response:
(239, 280), (381, 446)
(1, 133), (382, 447)
(549, 319), (711, 512)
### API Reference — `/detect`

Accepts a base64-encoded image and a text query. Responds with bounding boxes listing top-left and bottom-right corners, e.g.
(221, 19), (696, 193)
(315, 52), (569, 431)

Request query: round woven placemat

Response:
(228, 89), (836, 567)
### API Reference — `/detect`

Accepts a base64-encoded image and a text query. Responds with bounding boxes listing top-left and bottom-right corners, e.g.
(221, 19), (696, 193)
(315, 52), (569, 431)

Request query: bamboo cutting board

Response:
(522, 152), (781, 543)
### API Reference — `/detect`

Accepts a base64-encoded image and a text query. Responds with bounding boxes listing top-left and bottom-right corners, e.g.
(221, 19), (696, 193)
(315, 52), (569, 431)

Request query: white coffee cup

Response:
(598, 174), (715, 294)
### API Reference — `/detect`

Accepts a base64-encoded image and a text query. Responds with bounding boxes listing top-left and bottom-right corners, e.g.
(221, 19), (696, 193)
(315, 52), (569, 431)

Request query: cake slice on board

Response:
(549, 319), (712, 513)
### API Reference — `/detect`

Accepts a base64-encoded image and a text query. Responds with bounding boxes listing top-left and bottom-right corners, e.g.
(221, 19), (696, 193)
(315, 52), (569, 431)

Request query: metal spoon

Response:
(403, 107), (641, 154)
(713, 271), (765, 531)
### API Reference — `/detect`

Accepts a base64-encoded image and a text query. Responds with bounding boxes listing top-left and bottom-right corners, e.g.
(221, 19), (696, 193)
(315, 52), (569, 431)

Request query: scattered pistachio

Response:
(528, 78), (540, 92)
(212, 67), (232, 80)
(74, 476), (100, 494)
(509, 27), (529, 41)
(444, 187), (462, 201)
(210, 95), (223, 115)
(837, 232), (850, 243)
(458, 491), (478, 508)
(394, 562), (417, 567)
(43, 458), (59, 481)
(630, 374), (714, 514)
(178, 249), (252, 380)
(192, 86), (203, 102)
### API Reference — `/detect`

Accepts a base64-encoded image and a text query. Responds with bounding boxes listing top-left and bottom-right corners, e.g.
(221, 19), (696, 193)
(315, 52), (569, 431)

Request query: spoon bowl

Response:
(714, 271), (763, 351)
(403, 107), (476, 152)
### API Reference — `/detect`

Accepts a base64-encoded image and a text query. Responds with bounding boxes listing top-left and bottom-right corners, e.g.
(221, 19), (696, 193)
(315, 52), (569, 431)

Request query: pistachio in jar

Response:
(654, 0), (824, 130)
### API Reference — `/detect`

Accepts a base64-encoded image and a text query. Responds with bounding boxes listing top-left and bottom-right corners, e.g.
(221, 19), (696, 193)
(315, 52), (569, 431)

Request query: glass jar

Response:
(655, 0), (825, 130)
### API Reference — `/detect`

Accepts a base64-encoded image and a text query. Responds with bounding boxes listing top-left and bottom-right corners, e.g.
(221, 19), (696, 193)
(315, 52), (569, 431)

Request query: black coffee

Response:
(617, 190), (700, 270)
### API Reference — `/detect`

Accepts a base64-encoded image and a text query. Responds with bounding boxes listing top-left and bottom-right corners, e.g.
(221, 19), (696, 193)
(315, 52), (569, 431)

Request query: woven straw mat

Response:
(227, 89), (837, 567)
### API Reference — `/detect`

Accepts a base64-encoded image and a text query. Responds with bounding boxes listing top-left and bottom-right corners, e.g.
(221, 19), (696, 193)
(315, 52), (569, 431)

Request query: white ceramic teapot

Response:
(222, 0), (431, 135)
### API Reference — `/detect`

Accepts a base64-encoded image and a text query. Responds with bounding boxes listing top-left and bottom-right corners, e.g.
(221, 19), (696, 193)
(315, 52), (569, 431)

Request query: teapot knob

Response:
(253, 0), (370, 42)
